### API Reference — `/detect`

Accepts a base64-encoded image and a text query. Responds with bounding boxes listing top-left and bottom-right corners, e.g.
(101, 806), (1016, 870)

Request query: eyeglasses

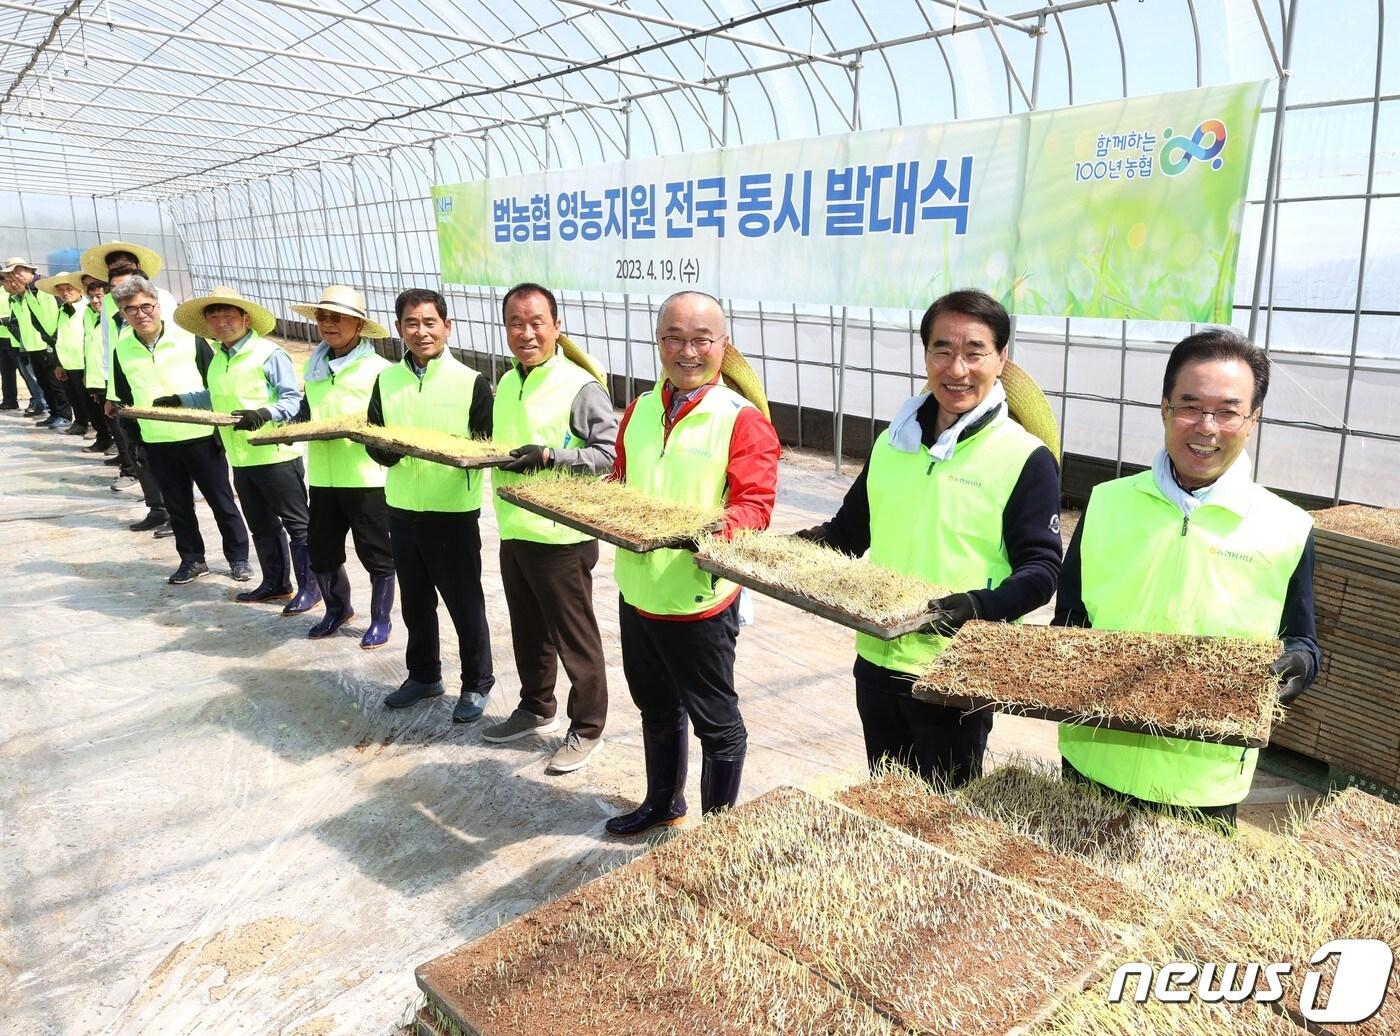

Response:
(927, 347), (995, 368)
(1166, 404), (1256, 434)
(660, 335), (722, 353)
(120, 303), (158, 318)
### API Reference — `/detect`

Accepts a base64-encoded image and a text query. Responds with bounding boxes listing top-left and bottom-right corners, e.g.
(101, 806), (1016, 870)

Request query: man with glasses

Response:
(1055, 328), (1320, 828)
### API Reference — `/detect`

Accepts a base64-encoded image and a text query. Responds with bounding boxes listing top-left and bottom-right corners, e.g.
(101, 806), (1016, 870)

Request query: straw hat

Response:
(556, 333), (608, 388)
(922, 359), (1061, 459)
(174, 286), (278, 339)
(719, 342), (771, 421)
(79, 240), (164, 281)
(36, 271), (86, 296)
(1, 256), (37, 274)
(291, 285), (389, 340)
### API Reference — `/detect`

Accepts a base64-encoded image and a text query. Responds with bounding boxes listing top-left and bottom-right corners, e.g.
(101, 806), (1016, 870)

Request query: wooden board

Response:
(694, 554), (936, 640)
(350, 428), (511, 470)
(494, 485), (695, 553)
(119, 405), (239, 427)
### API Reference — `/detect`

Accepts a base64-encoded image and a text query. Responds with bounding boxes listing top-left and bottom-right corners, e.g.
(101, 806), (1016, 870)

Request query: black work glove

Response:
(233, 407), (272, 431)
(923, 592), (981, 637)
(1271, 649), (1312, 705)
(151, 394), (182, 407)
(792, 525), (828, 545)
(501, 443), (550, 473)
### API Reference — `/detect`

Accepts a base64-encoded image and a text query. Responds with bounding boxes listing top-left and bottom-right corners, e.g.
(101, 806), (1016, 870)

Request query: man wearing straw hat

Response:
(2, 257), (69, 428)
(34, 271), (97, 439)
(78, 275), (116, 455)
(482, 282), (618, 775)
(1055, 329), (1319, 828)
(606, 291), (781, 836)
(365, 288), (495, 723)
(160, 287), (317, 611)
(287, 285), (395, 649)
(797, 289), (1064, 789)
(107, 275), (250, 585)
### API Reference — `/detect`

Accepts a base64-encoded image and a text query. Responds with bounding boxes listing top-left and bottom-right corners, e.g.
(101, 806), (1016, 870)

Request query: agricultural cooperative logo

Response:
(1107, 939), (1395, 1023)
(1161, 118), (1228, 176)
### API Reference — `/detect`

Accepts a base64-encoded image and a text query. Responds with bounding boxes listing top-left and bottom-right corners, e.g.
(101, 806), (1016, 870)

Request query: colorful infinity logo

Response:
(1160, 119), (1227, 176)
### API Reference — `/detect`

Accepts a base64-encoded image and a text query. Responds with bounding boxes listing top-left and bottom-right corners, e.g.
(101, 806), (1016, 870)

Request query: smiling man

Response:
(1055, 328), (1320, 829)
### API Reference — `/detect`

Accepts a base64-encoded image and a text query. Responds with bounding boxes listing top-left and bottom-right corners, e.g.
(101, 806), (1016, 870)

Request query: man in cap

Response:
(482, 282), (618, 774)
(107, 275), (250, 585)
(0, 260), (28, 411)
(35, 272), (95, 438)
(158, 288), (317, 610)
(2, 257), (63, 425)
(288, 285), (395, 648)
(605, 291), (781, 836)
(364, 288), (495, 723)
(1056, 329), (1319, 829)
(79, 276), (115, 454)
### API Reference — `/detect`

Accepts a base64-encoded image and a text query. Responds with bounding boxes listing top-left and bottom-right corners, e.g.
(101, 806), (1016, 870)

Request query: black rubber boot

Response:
(700, 749), (746, 815)
(359, 573), (394, 649)
(307, 567), (354, 638)
(282, 540), (323, 615)
(606, 721), (688, 836)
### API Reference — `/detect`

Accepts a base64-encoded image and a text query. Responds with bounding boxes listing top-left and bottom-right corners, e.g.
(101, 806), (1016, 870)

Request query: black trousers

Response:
(308, 486), (394, 576)
(146, 435), (249, 566)
(0, 344), (18, 406)
(36, 352), (71, 420)
(86, 386), (113, 445)
(1060, 759), (1239, 829)
(233, 458), (310, 583)
(501, 539), (608, 739)
(61, 368), (91, 428)
(854, 655), (993, 789)
(389, 508), (494, 692)
(115, 415), (165, 511)
(619, 595), (745, 757)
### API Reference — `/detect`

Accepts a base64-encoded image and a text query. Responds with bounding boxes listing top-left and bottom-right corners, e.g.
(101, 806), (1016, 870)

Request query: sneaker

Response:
(110, 475), (138, 492)
(64, 422), (87, 436)
(35, 415), (57, 427)
(0, 401), (17, 411)
(47, 418), (72, 432)
(548, 731), (603, 774)
(230, 560), (254, 582)
(384, 678), (446, 709)
(83, 440), (108, 453)
(129, 510), (169, 532)
(23, 405), (45, 417)
(483, 708), (559, 743)
(104, 454), (123, 466)
(104, 444), (119, 456)
(452, 691), (489, 724)
(152, 523), (175, 539)
(168, 560), (209, 585)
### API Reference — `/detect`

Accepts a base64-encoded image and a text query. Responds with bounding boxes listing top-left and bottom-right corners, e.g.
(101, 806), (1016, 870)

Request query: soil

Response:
(1311, 504), (1400, 550)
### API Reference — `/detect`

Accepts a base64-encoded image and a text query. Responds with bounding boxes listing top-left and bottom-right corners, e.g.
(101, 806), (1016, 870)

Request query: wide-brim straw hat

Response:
(922, 359), (1061, 459)
(720, 342), (771, 421)
(2, 256), (37, 274)
(291, 285), (389, 339)
(79, 240), (164, 281)
(557, 333), (608, 387)
(174, 286), (278, 339)
(36, 270), (85, 296)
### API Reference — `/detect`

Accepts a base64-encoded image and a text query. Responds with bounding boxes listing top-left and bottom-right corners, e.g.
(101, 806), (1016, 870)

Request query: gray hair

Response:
(655, 290), (727, 336)
(111, 275), (158, 304)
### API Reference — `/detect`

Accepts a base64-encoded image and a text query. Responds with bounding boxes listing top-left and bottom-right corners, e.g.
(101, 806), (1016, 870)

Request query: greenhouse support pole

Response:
(834, 60), (861, 472)
(1245, 0), (1297, 343)
(289, 171), (311, 341)
(350, 158), (370, 301)
(623, 102), (635, 405)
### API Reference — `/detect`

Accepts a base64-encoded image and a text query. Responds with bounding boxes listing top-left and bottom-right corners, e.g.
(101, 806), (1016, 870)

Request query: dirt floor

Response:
(0, 392), (1316, 1035)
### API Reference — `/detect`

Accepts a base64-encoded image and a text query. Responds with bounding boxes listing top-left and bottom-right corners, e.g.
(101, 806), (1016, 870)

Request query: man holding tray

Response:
(364, 288), (496, 723)
(159, 287), (317, 612)
(482, 282), (618, 775)
(107, 276), (250, 585)
(1055, 329), (1320, 828)
(605, 291), (780, 836)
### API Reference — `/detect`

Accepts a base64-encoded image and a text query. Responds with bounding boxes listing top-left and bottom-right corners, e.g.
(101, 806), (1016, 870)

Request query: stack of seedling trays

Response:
(119, 405), (240, 426)
(693, 531), (943, 637)
(350, 424), (512, 469)
(246, 414), (367, 445)
(495, 473), (722, 552)
(1270, 505), (1400, 795)
(913, 621), (1281, 747)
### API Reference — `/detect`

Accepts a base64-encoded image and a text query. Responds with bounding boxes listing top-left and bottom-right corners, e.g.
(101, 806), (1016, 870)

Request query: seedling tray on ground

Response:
(350, 425), (511, 469)
(120, 405), (240, 427)
(913, 621), (1279, 748)
(247, 415), (365, 445)
(495, 483), (707, 553)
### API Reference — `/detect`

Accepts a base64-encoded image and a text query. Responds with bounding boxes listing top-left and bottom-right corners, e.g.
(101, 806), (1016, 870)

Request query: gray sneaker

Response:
(483, 707), (559, 743)
(548, 730), (603, 774)
(110, 475), (138, 492)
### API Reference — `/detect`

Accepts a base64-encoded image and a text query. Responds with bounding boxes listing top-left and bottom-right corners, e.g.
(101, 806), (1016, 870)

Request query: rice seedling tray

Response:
(246, 414), (366, 445)
(119, 405), (240, 427)
(351, 424), (512, 469)
(913, 621), (1280, 748)
(693, 532), (943, 639)
(495, 477), (721, 553)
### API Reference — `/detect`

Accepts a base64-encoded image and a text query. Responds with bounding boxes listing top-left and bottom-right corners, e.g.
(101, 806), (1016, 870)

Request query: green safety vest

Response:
(303, 343), (390, 489)
(492, 352), (598, 545)
(378, 350), (485, 513)
(18, 289), (58, 354)
(206, 333), (300, 468)
(83, 307), (105, 385)
(856, 411), (1045, 675)
(112, 323), (212, 444)
(55, 303), (88, 370)
(103, 288), (175, 395)
(1058, 469), (1312, 807)
(614, 383), (752, 615)
(0, 294), (16, 349)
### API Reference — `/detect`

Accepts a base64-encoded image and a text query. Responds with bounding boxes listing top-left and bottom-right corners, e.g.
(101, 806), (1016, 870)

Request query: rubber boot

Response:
(282, 540), (322, 615)
(606, 721), (689, 836)
(307, 567), (354, 638)
(237, 532), (293, 603)
(700, 749), (746, 815)
(360, 573), (394, 650)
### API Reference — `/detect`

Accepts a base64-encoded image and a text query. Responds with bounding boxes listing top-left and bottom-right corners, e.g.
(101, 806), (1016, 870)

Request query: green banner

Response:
(435, 82), (1266, 322)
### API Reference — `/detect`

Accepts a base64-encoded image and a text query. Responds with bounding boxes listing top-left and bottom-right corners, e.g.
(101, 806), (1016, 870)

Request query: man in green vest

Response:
(79, 275), (115, 454)
(1, 258), (59, 423)
(35, 271), (95, 438)
(482, 282), (618, 774)
(288, 285), (395, 649)
(158, 287), (318, 612)
(0, 261), (26, 410)
(107, 276), (250, 585)
(364, 288), (495, 722)
(605, 292), (781, 836)
(1056, 329), (1320, 828)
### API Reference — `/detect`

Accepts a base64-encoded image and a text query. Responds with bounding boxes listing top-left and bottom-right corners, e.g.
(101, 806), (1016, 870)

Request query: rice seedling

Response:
(495, 472), (724, 552)
(1311, 504), (1400, 550)
(120, 404), (240, 427)
(415, 861), (897, 1036)
(246, 413), (367, 445)
(915, 621), (1282, 746)
(350, 424), (512, 468)
(1295, 788), (1400, 887)
(694, 531), (949, 637)
(649, 786), (1125, 1036)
